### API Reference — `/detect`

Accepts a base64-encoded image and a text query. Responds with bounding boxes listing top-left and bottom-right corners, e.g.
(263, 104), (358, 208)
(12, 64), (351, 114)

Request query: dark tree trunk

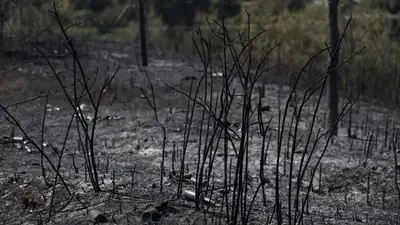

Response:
(138, 0), (148, 67)
(0, 19), (4, 50)
(385, 0), (400, 38)
(328, 0), (340, 135)
(0, 1), (8, 51)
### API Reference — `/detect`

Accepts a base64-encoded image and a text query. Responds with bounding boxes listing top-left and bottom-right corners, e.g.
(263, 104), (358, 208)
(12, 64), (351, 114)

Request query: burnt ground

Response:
(0, 40), (400, 225)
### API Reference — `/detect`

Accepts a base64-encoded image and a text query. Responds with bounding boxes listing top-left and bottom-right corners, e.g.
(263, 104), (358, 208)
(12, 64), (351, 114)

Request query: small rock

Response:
(168, 170), (178, 179)
(142, 207), (161, 223)
(21, 222), (35, 225)
(183, 173), (193, 179)
(294, 150), (304, 154)
(21, 196), (38, 210)
(260, 176), (272, 186)
(349, 133), (357, 139)
(103, 116), (112, 120)
(31, 161), (40, 166)
(182, 76), (197, 81)
(223, 121), (232, 127)
(232, 121), (241, 128)
(142, 201), (171, 223)
(312, 188), (325, 195)
(260, 105), (271, 112)
(89, 209), (108, 224)
(112, 115), (122, 120)
(7, 172), (19, 184)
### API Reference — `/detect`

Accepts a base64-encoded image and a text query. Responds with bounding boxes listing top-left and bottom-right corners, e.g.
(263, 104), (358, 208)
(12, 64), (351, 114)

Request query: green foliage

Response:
(3, 1), (56, 40)
(368, 0), (400, 38)
(165, 0), (400, 105)
(4, 0), (400, 106)
(254, 2), (400, 105)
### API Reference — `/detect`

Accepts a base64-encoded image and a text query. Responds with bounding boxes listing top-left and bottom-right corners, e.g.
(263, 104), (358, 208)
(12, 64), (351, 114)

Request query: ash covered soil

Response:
(0, 40), (400, 225)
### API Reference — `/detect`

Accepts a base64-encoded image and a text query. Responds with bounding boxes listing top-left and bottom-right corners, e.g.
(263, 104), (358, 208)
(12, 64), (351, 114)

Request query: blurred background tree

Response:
(287, 0), (306, 11)
(153, 0), (211, 27)
(216, 0), (241, 19)
(367, 0), (400, 38)
(152, 0), (211, 50)
(3, 0), (400, 106)
(0, 0), (12, 49)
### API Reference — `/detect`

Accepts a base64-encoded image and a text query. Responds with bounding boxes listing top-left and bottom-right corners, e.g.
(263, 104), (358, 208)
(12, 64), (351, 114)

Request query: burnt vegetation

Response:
(1, 0), (400, 225)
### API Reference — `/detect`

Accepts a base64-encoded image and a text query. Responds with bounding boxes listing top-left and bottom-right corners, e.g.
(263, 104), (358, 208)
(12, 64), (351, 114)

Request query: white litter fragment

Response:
(78, 103), (88, 111)
(24, 145), (32, 153)
(183, 190), (215, 205)
(12, 136), (23, 141)
(211, 72), (223, 77)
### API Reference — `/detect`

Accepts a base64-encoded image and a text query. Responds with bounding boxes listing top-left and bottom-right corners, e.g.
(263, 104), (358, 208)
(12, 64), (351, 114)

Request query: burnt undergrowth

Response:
(1, 2), (400, 225)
